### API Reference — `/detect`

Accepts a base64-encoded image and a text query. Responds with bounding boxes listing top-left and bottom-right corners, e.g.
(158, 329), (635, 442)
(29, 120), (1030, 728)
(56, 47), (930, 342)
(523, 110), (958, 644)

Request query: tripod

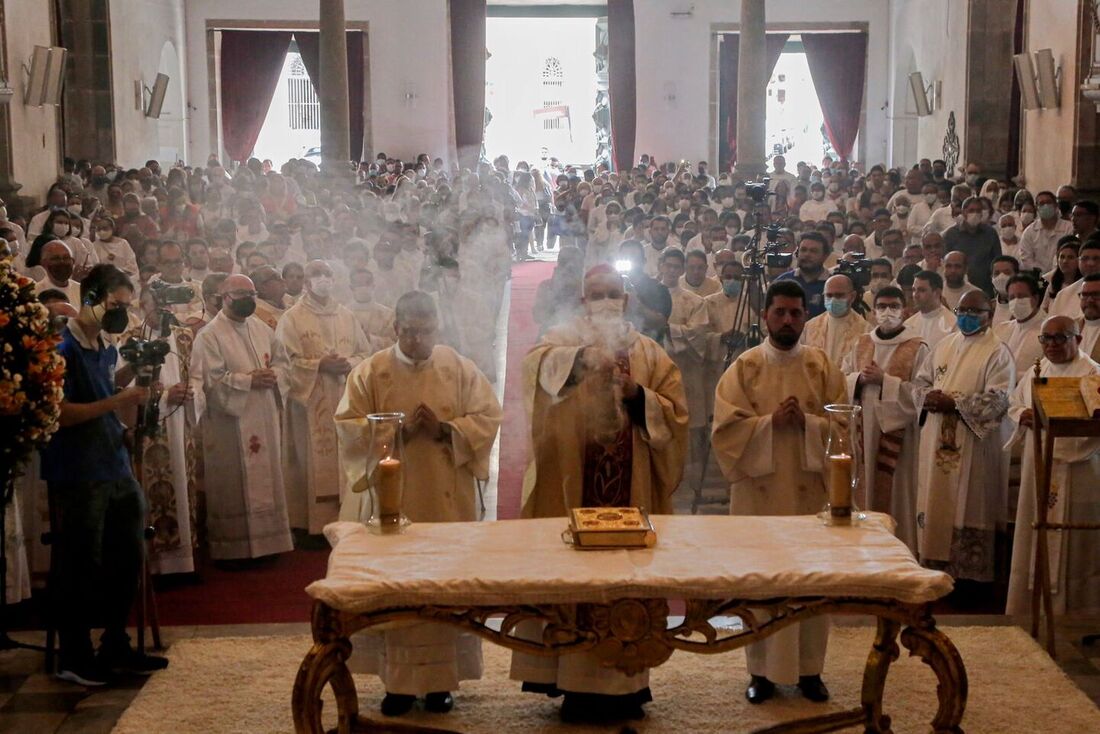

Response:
(129, 354), (166, 655)
(691, 221), (774, 514)
(0, 470), (48, 654)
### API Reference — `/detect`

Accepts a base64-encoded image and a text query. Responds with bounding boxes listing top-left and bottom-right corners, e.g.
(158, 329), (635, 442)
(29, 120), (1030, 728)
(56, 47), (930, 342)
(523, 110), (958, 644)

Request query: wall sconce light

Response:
(1081, 1), (1100, 111)
(22, 45), (67, 107)
(908, 71), (940, 116)
(1016, 49), (1061, 111)
(403, 84), (419, 109)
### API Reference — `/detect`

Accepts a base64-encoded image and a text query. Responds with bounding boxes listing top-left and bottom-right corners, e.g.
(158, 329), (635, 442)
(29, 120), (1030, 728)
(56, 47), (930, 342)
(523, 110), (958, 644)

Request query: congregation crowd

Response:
(1, 149), (1097, 716)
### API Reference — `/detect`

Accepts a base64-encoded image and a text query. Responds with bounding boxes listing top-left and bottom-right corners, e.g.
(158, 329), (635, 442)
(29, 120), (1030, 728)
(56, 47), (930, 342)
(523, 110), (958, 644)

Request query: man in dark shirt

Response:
(775, 232), (832, 318)
(943, 196), (1002, 296)
(617, 239), (672, 342)
(41, 264), (167, 686)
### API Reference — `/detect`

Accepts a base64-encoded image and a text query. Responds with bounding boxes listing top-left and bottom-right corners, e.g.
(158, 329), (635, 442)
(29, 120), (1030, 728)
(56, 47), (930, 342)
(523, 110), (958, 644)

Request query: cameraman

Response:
(41, 263), (167, 686)
(775, 232), (832, 318)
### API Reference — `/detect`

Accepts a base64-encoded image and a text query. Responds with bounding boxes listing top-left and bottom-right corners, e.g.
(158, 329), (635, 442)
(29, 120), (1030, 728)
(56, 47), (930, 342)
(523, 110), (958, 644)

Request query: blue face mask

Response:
(825, 297), (849, 317)
(956, 313), (983, 335)
(722, 279), (742, 297)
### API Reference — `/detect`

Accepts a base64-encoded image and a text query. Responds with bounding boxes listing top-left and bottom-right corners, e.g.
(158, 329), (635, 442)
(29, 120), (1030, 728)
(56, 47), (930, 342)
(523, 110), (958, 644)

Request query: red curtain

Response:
(220, 31), (293, 163)
(450, 0), (487, 171)
(802, 32), (867, 160)
(607, 0), (636, 172)
(295, 32), (368, 162)
(719, 33), (789, 171)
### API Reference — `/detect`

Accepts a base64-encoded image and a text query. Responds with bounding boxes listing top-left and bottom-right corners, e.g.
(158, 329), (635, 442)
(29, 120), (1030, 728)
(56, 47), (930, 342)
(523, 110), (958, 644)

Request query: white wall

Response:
(1021, 0), (1079, 193)
(632, 0), (892, 167)
(5, 0), (62, 202)
(183, 0), (452, 165)
(886, 0), (968, 168)
(109, 0), (189, 170)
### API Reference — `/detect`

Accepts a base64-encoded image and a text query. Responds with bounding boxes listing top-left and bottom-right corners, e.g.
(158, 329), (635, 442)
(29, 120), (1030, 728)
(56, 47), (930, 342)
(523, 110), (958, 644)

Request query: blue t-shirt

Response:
(774, 270), (827, 318)
(41, 326), (133, 483)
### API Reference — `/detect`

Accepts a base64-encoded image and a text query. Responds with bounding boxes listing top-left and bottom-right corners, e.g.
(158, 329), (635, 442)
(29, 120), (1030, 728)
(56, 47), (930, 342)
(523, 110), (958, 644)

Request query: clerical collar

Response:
(394, 343), (432, 368)
(764, 338), (801, 359)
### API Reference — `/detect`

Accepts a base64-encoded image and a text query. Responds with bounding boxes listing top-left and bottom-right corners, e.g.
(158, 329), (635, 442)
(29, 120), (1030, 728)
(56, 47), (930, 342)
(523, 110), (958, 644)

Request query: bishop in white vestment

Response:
(712, 280), (846, 703)
(1006, 317), (1100, 615)
(190, 275), (294, 559)
(276, 261), (373, 533)
(915, 291), (1015, 581)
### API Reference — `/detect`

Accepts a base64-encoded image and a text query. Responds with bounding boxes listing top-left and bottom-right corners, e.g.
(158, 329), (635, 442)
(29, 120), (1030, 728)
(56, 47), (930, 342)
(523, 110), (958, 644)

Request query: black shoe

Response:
(96, 644), (168, 675)
(380, 693), (416, 716)
(798, 674), (830, 702)
(745, 675), (775, 704)
(424, 691), (454, 713)
(521, 681), (563, 697)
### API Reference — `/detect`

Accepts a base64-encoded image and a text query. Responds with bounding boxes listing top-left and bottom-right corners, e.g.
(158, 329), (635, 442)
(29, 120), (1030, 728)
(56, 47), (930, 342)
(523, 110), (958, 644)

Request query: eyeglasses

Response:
(1038, 334), (1076, 345)
(226, 290), (257, 299)
(1079, 292), (1100, 301)
(954, 307), (990, 316)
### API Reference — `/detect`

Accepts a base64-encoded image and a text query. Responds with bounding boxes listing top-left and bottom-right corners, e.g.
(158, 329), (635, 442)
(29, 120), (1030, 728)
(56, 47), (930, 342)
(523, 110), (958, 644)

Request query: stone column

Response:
(734, 0), (767, 179)
(318, 0), (350, 177)
(0, 0), (22, 208)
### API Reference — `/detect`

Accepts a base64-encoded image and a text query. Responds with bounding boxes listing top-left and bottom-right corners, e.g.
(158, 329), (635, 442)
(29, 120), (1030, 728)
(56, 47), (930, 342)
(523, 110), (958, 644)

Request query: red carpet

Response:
(496, 261), (555, 519)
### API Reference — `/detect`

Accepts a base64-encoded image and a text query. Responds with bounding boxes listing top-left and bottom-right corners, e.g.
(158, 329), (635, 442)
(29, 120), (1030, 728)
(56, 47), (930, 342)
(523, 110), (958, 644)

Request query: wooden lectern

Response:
(1028, 367), (1100, 655)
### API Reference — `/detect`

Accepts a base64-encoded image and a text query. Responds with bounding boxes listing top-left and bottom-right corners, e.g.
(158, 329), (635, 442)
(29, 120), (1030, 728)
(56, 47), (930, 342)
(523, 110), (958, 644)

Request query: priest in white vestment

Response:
(712, 280), (847, 704)
(800, 274), (870, 367)
(1006, 316), (1100, 615)
(250, 265), (288, 330)
(992, 274), (1046, 383)
(348, 268), (396, 352)
(841, 285), (928, 553)
(190, 274), (294, 559)
(903, 270), (956, 350)
(511, 264), (688, 722)
(277, 260), (373, 534)
(1049, 242), (1100, 319)
(915, 290), (1015, 581)
(336, 291), (501, 716)
(681, 249), (722, 298)
(1080, 275), (1100, 362)
(657, 248), (709, 493)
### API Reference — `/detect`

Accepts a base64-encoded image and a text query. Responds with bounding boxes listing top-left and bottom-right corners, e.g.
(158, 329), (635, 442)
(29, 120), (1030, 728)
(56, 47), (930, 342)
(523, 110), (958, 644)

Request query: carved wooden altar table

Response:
(293, 516), (964, 734)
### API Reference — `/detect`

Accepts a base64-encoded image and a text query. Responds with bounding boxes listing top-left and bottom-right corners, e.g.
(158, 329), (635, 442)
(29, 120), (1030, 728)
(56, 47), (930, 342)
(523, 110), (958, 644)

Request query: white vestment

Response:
(915, 330), (1015, 581)
(335, 344), (501, 695)
(941, 281), (977, 310)
(277, 293), (372, 533)
(841, 329), (929, 553)
(191, 312), (294, 559)
(1005, 354), (1100, 615)
(993, 316), (1045, 385)
(712, 341), (846, 684)
(903, 306), (957, 351)
(800, 309), (870, 368)
(349, 300), (396, 353)
(1049, 279), (1084, 320)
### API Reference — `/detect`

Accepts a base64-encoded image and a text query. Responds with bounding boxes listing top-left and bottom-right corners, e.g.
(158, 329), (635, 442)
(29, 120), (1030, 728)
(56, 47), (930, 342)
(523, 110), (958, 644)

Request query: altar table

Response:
(292, 515), (965, 734)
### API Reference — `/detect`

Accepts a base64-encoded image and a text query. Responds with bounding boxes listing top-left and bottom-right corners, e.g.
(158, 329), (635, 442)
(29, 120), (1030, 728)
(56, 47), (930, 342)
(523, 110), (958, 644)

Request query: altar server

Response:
(511, 264), (688, 722)
(335, 290), (501, 716)
(1006, 316), (1100, 615)
(711, 280), (846, 704)
(841, 285), (929, 553)
(191, 274), (293, 559)
(277, 260), (372, 534)
(914, 289), (1015, 581)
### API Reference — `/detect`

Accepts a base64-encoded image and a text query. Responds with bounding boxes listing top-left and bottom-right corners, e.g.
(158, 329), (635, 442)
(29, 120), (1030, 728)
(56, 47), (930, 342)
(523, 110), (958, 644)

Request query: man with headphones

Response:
(40, 263), (168, 686)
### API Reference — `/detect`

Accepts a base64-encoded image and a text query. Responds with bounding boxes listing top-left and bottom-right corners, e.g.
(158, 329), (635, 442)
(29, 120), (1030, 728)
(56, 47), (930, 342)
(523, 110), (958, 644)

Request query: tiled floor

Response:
(1, 616), (1098, 733)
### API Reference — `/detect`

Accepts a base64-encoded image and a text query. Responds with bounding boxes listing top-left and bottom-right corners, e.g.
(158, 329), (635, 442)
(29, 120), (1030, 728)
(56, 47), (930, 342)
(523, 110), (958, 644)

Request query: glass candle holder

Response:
(821, 403), (865, 527)
(361, 412), (410, 535)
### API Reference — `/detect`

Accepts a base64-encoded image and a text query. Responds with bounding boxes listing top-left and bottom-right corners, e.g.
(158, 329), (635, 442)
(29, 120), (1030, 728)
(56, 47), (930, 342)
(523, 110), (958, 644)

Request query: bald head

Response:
(305, 260), (333, 279)
(219, 273), (254, 295)
(713, 248), (737, 269)
(1041, 315), (1081, 364)
(944, 250), (968, 287)
(842, 234), (865, 254)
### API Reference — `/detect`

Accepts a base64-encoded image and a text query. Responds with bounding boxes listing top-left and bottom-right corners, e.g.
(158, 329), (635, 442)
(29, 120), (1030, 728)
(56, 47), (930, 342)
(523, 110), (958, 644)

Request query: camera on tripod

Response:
(835, 257), (873, 288)
(148, 280), (195, 306)
(119, 336), (171, 368)
(745, 180), (771, 204)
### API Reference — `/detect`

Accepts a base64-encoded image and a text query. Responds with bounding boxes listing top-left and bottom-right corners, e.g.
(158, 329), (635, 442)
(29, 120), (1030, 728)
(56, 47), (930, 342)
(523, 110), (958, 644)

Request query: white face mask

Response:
(924, 193), (938, 206)
(587, 297), (624, 323)
(722, 197), (734, 207)
(869, 277), (891, 294)
(67, 205), (82, 217)
(965, 212), (982, 227)
(875, 307), (903, 331)
(309, 275), (334, 298)
(1000, 225), (1017, 240)
(1010, 297), (1034, 321)
(896, 205), (910, 217)
(353, 286), (373, 303)
(1020, 211), (1035, 225)
(833, 222), (844, 237)
(992, 272), (1011, 296)
(53, 223), (70, 238)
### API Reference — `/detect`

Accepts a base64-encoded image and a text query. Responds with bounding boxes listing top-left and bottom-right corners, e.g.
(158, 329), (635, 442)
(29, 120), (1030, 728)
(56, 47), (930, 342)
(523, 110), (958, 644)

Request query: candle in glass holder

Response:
(376, 458), (403, 522)
(828, 453), (853, 525)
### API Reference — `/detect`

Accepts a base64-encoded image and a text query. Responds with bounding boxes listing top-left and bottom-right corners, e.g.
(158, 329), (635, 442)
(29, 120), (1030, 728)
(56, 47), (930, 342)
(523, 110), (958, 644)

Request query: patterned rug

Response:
(112, 625), (1100, 733)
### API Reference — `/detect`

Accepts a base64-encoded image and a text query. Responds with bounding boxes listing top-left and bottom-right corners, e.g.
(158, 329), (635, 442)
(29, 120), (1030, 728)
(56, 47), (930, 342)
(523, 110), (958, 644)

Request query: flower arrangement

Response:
(0, 255), (65, 485)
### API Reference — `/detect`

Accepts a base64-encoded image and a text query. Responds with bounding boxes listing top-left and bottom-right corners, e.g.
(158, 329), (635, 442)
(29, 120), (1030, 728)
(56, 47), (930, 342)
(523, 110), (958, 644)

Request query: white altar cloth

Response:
(307, 515), (953, 614)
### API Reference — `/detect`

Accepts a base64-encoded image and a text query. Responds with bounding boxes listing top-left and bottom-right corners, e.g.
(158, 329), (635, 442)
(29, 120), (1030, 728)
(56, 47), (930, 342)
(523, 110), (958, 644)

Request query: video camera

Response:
(745, 179), (773, 204)
(148, 280), (194, 307)
(835, 257), (873, 288)
(118, 336), (171, 369)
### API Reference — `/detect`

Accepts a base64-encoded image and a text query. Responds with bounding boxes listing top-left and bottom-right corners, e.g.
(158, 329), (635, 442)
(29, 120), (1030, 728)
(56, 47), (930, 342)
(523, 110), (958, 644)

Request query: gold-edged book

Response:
(567, 508), (657, 550)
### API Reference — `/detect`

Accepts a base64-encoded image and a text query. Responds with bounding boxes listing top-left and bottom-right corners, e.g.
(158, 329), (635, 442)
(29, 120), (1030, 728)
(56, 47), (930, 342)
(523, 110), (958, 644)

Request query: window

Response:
(542, 57), (564, 130)
(287, 54), (319, 131)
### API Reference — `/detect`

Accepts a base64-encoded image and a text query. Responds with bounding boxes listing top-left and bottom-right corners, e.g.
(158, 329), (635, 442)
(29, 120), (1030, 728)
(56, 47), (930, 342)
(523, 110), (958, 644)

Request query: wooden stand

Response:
(1028, 368), (1100, 655)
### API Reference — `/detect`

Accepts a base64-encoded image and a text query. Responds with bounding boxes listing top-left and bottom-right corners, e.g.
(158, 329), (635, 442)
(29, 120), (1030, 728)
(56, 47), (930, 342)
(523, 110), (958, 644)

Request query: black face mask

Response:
(100, 305), (129, 334)
(228, 296), (256, 319)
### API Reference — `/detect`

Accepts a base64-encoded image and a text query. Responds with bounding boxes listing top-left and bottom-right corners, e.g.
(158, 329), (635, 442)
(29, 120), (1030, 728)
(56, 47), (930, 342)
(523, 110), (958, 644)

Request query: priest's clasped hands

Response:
(772, 396), (806, 430)
(319, 353), (353, 375)
(858, 360), (884, 387)
(923, 390), (957, 414)
(403, 404), (451, 443)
